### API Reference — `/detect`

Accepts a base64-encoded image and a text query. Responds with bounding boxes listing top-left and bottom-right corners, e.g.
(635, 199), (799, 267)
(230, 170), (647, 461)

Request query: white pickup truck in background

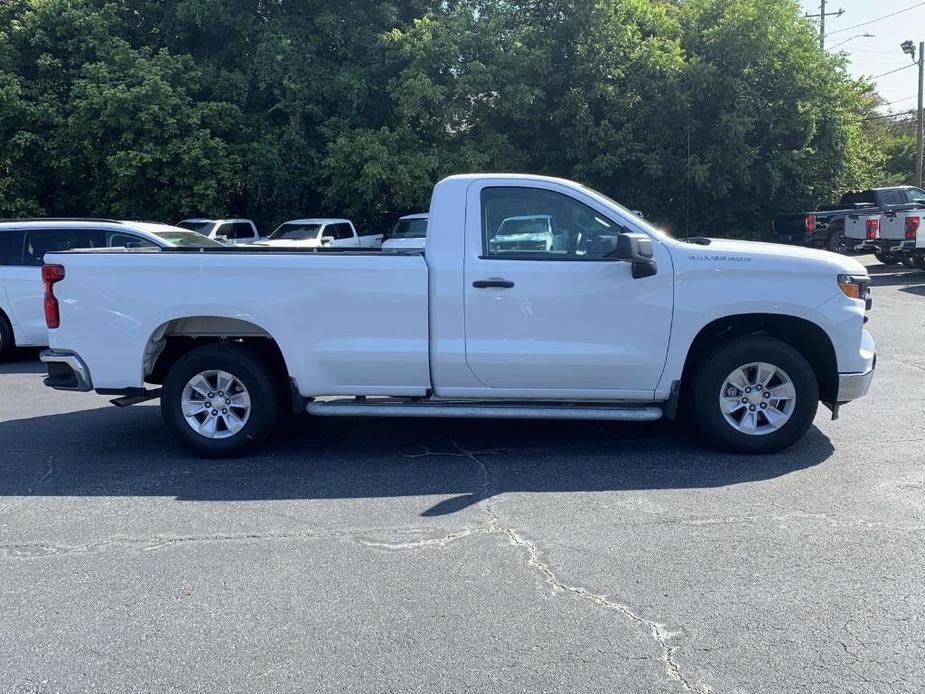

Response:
(40, 174), (875, 457)
(175, 218), (261, 245)
(256, 218), (382, 248)
(381, 213), (428, 250)
(877, 208), (923, 269)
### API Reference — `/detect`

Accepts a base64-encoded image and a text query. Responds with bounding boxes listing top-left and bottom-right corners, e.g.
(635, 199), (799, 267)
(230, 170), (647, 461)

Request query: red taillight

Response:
(866, 218), (879, 240)
(805, 215), (816, 233)
(42, 264), (65, 329)
(905, 216), (921, 240)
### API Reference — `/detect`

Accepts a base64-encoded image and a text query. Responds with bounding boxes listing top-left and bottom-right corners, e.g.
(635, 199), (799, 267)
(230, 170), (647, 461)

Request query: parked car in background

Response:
(40, 174), (874, 458)
(175, 218), (261, 245)
(770, 186), (925, 259)
(381, 213), (428, 250)
(255, 219), (382, 248)
(488, 214), (555, 252)
(0, 219), (222, 357)
(842, 213), (880, 254)
(878, 208), (923, 268)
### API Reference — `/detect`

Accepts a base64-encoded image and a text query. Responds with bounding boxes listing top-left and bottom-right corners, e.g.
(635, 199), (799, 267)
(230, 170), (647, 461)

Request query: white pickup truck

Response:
(256, 219), (382, 249)
(877, 208), (923, 269)
(40, 174), (876, 457)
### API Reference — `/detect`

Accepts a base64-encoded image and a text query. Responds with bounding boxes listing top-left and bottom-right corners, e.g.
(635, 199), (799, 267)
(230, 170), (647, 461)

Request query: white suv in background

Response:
(175, 218), (261, 244)
(0, 219), (221, 357)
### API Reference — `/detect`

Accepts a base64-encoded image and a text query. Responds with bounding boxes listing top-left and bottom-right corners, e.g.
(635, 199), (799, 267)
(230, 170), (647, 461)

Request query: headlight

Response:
(837, 274), (869, 300)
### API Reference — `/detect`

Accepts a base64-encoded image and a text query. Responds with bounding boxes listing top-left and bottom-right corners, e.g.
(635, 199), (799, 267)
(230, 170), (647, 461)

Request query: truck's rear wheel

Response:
(874, 251), (900, 265)
(689, 337), (818, 454)
(826, 228), (848, 254)
(161, 343), (283, 457)
(915, 254), (925, 271)
(900, 255), (916, 268)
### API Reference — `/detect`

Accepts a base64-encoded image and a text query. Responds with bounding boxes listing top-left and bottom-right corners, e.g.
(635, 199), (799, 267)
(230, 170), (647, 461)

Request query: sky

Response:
(799, 0), (925, 114)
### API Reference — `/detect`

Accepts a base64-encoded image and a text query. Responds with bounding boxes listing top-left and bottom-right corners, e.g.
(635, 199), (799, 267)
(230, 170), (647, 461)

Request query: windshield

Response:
(579, 184), (670, 239)
(270, 223), (322, 240)
(389, 218), (428, 239)
(153, 231), (226, 248)
(176, 220), (215, 234)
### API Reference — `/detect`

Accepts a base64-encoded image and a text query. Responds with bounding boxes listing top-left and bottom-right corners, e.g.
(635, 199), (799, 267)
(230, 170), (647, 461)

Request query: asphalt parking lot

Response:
(1, 256), (923, 693)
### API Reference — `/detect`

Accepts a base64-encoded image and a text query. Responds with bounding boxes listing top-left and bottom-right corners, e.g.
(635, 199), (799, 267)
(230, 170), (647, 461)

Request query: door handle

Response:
(473, 279), (515, 289)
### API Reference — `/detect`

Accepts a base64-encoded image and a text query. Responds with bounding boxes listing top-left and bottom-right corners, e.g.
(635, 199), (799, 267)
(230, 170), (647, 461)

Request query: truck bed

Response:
(45, 247), (431, 394)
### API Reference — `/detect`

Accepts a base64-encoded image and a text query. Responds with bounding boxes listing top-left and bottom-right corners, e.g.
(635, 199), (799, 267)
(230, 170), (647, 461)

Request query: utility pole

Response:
(806, 2), (844, 49)
(918, 41), (924, 187)
(820, 0), (826, 49)
(902, 40), (924, 187)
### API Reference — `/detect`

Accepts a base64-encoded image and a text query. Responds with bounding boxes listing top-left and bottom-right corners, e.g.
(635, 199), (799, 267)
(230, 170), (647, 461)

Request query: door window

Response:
(481, 187), (624, 258)
(907, 188), (925, 205)
(215, 223), (236, 239)
(0, 230), (25, 266)
(22, 229), (106, 266)
(332, 223), (354, 240)
(232, 222), (254, 239)
(878, 190), (906, 207)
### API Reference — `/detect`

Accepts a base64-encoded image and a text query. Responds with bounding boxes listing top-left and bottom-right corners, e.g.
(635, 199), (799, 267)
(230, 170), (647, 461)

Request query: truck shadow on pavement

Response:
(0, 404), (835, 516)
(865, 266), (925, 297)
(0, 348), (45, 374)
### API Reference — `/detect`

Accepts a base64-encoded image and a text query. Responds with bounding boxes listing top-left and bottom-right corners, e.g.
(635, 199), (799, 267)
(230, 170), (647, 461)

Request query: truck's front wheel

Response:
(161, 343), (283, 457)
(689, 337), (819, 454)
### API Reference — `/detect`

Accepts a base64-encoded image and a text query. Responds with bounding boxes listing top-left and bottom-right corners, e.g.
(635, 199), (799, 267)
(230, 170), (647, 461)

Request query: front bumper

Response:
(836, 355), (876, 403)
(40, 350), (93, 392)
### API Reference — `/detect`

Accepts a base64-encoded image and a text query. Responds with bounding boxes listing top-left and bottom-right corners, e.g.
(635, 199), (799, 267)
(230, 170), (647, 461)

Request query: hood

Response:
(679, 237), (868, 276)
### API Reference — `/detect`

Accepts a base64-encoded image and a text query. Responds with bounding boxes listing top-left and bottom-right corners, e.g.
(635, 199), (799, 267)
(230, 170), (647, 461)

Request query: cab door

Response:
(462, 182), (674, 399)
(329, 223), (359, 247)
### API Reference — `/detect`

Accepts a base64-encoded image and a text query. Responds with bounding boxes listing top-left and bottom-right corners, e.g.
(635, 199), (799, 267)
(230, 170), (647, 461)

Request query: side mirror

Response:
(608, 232), (657, 279)
(214, 234), (229, 243)
(320, 236), (334, 246)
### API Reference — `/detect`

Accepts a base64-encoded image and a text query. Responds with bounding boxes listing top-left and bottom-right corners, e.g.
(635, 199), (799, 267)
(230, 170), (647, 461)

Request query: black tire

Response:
(689, 336), (819, 454)
(0, 313), (14, 360)
(826, 227), (848, 254)
(874, 251), (900, 266)
(900, 255), (916, 268)
(915, 254), (925, 271)
(161, 343), (284, 457)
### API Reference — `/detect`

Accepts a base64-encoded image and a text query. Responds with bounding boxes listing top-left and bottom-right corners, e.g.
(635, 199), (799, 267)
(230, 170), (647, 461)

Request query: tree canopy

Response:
(0, 0), (913, 235)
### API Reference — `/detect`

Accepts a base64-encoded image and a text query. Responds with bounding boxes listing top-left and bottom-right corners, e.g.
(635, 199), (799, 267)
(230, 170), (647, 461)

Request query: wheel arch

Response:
(680, 313), (838, 405)
(142, 316), (290, 388)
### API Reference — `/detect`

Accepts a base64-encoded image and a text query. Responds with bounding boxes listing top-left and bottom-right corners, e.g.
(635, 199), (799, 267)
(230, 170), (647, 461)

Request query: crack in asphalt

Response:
(379, 441), (712, 694)
(0, 526), (473, 558)
(25, 455), (56, 495)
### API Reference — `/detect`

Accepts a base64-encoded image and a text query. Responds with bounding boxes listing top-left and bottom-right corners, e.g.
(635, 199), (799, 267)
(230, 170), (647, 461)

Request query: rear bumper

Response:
(40, 349), (93, 392)
(836, 355), (876, 403)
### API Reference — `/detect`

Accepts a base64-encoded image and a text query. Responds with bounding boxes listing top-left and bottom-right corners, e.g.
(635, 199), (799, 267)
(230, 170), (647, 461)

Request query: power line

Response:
(863, 109), (917, 121)
(828, 2), (925, 36)
(882, 95), (918, 106)
(872, 63), (917, 79)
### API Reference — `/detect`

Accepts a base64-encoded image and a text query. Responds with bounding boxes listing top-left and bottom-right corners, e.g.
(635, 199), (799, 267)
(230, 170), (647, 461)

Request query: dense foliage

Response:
(0, 0), (915, 235)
